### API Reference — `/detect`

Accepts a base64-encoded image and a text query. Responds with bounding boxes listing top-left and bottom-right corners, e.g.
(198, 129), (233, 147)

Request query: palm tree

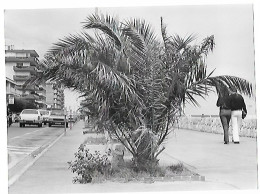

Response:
(42, 13), (253, 171)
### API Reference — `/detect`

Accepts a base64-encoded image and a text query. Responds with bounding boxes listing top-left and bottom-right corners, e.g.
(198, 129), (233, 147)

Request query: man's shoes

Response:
(234, 142), (240, 144)
(224, 142), (229, 144)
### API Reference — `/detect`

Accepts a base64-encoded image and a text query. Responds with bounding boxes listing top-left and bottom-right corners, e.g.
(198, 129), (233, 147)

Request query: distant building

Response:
(46, 81), (65, 110)
(5, 45), (46, 108)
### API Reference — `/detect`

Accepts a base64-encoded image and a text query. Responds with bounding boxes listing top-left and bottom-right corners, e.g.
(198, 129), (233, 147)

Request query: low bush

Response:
(68, 144), (111, 183)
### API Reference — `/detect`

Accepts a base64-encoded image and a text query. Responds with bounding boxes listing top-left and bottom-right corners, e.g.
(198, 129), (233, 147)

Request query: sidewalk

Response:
(161, 128), (258, 190)
(8, 121), (258, 194)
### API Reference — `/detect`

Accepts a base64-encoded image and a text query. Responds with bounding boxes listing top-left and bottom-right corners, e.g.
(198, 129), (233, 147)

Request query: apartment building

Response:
(6, 77), (23, 97)
(5, 45), (46, 108)
(46, 81), (65, 110)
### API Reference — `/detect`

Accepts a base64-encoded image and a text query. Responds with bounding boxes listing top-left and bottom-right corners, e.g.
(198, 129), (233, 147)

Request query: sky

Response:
(3, 2), (258, 116)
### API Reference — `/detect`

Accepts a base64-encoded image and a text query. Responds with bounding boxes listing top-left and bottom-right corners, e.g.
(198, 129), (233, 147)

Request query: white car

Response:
(19, 109), (43, 127)
(38, 109), (51, 125)
(48, 109), (68, 127)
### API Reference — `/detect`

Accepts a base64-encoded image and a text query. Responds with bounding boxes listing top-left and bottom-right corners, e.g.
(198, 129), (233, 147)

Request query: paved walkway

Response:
(161, 128), (258, 190)
(8, 121), (258, 194)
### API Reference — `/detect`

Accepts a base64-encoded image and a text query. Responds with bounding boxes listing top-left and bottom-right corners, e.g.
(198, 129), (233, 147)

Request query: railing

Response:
(13, 75), (31, 81)
(174, 116), (257, 138)
(13, 66), (37, 75)
(54, 99), (62, 105)
(6, 57), (39, 66)
(38, 85), (46, 90)
(37, 90), (46, 95)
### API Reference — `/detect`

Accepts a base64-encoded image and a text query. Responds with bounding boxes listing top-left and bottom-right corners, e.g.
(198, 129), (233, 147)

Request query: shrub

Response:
(68, 144), (111, 183)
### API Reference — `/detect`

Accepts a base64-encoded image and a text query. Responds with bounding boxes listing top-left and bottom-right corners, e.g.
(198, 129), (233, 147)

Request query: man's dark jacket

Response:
(228, 93), (247, 113)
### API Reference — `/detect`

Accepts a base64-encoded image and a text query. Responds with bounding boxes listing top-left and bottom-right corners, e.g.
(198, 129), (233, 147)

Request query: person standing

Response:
(229, 86), (247, 144)
(216, 88), (231, 144)
(7, 108), (12, 127)
(8, 112), (13, 127)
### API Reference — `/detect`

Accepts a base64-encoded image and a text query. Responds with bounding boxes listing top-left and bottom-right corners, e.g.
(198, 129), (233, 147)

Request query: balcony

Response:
(37, 90), (46, 95)
(54, 99), (62, 105)
(26, 85), (40, 91)
(54, 93), (61, 99)
(35, 100), (43, 104)
(15, 84), (37, 91)
(20, 94), (40, 101)
(39, 96), (46, 101)
(35, 99), (46, 104)
(6, 57), (39, 66)
(13, 66), (37, 75)
(13, 75), (32, 82)
(37, 92), (46, 98)
(54, 93), (61, 98)
(38, 85), (46, 90)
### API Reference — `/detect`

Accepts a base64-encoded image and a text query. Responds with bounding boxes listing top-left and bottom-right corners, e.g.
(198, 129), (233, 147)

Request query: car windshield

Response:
(22, 110), (38, 114)
(51, 110), (64, 116)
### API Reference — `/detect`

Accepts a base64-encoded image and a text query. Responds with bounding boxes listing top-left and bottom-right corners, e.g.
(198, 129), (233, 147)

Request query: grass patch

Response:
(90, 160), (199, 183)
(109, 160), (198, 181)
(165, 163), (199, 176)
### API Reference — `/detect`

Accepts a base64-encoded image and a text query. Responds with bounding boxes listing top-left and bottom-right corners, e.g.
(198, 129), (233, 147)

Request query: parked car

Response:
(19, 109), (43, 127)
(48, 109), (68, 127)
(68, 114), (78, 123)
(38, 109), (51, 125)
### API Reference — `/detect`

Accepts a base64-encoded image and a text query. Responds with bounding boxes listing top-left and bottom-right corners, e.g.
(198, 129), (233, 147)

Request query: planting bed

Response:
(68, 135), (205, 184)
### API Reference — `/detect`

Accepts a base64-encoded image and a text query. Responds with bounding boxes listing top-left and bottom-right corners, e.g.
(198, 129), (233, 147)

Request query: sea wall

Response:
(174, 116), (257, 138)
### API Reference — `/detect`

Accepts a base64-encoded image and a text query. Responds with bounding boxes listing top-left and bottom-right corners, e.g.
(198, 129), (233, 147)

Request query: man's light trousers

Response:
(231, 110), (242, 142)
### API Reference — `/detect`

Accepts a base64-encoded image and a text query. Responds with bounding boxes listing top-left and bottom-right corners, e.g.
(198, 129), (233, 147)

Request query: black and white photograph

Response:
(1, 1), (259, 194)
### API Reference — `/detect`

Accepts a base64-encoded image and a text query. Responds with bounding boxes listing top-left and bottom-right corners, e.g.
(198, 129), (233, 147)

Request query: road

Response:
(7, 122), (66, 184)
(8, 123), (47, 139)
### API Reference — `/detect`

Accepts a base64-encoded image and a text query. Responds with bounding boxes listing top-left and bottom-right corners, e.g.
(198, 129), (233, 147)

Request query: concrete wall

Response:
(174, 116), (257, 138)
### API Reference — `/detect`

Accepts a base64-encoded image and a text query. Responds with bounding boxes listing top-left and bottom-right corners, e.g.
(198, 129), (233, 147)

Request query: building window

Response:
(17, 62), (23, 68)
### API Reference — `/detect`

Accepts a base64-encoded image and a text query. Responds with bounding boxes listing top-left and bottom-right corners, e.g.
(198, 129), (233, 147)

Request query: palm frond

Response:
(206, 75), (253, 96)
(49, 33), (92, 54)
(82, 14), (122, 48)
(200, 35), (215, 56)
(172, 34), (196, 51)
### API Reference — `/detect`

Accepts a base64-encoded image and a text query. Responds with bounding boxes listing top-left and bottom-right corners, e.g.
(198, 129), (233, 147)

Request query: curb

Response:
(8, 130), (65, 187)
(111, 175), (205, 183)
